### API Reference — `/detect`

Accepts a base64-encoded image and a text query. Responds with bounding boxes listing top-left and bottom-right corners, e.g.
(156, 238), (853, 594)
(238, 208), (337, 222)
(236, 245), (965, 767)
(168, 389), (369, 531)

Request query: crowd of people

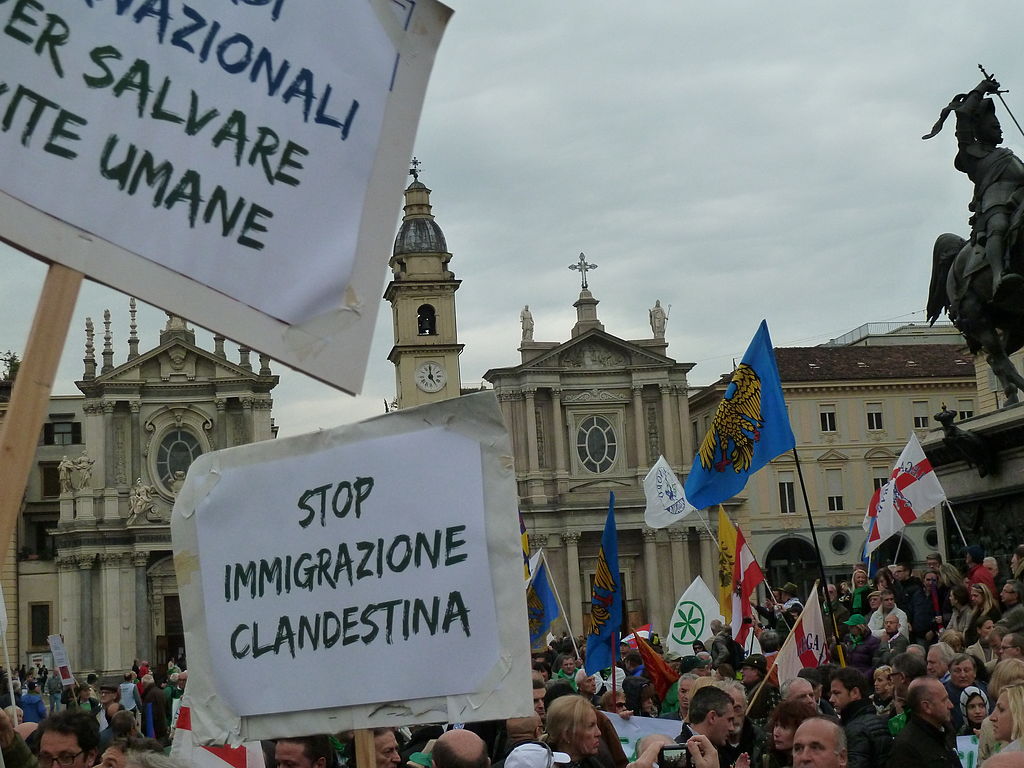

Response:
(5, 549), (1024, 768)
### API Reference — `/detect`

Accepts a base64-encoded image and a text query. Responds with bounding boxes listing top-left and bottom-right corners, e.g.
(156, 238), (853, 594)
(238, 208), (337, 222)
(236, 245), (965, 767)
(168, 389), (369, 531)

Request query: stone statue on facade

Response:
(128, 477), (158, 524)
(520, 305), (534, 342)
(58, 456), (74, 494)
(72, 450), (94, 489)
(649, 300), (668, 337)
(926, 70), (1024, 405)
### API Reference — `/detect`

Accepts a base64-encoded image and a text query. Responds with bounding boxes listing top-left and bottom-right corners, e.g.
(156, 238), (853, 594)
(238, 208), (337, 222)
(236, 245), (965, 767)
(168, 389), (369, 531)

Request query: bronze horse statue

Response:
(927, 232), (1024, 405)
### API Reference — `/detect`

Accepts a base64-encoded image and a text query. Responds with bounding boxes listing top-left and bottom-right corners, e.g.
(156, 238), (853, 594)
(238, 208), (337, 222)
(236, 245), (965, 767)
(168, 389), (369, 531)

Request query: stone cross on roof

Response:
(569, 251), (598, 290)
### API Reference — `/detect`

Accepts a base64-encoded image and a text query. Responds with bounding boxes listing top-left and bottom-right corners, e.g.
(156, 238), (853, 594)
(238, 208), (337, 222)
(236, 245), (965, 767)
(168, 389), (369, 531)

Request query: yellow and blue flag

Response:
(685, 320), (795, 510)
(526, 553), (560, 650)
(585, 493), (622, 674)
(519, 511), (531, 581)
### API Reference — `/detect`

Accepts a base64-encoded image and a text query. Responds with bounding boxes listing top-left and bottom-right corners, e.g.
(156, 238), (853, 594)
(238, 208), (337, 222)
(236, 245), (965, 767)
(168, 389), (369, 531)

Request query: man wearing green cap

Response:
(839, 615), (880, 677)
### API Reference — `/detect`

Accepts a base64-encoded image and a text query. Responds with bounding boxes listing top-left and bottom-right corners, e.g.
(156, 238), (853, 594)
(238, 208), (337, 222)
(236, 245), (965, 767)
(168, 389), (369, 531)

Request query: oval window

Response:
(156, 428), (203, 488)
(576, 415), (617, 473)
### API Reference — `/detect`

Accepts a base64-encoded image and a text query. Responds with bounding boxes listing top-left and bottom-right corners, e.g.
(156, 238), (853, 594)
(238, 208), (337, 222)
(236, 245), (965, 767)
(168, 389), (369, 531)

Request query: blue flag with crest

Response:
(684, 320), (795, 510)
(585, 493), (621, 674)
(526, 555), (560, 650)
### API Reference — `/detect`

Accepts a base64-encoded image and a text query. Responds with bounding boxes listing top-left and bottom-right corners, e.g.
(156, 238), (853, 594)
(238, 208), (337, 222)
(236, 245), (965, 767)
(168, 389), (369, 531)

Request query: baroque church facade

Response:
(14, 307), (277, 673)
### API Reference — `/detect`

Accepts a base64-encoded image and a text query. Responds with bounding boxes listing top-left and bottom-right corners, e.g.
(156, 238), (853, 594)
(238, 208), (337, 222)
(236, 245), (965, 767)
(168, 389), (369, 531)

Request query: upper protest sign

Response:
(0, 0), (450, 392)
(172, 392), (533, 742)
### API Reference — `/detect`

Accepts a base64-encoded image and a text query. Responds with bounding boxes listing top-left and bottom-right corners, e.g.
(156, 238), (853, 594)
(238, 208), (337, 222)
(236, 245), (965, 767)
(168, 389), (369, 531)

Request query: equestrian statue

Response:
(926, 68), (1024, 405)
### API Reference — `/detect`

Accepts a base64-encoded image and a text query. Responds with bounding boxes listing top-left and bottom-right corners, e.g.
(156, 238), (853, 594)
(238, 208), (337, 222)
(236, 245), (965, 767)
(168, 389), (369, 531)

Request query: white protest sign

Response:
(172, 392), (533, 742)
(0, 0), (451, 392)
(956, 736), (979, 768)
(47, 635), (75, 687)
(605, 712), (681, 761)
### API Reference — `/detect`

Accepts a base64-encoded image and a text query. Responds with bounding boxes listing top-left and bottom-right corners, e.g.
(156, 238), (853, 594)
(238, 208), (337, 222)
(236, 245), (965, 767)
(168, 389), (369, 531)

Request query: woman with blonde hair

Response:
(847, 568), (872, 616)
(545, 696), (604, 768)
(967, 582), (1001, 645)
(989, 683), (1024, 752)
(979, 658), (1024, 760)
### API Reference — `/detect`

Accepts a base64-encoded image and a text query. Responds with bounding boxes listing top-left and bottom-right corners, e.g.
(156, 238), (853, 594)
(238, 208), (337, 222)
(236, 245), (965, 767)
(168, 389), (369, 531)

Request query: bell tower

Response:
(384, 161), (463, 408)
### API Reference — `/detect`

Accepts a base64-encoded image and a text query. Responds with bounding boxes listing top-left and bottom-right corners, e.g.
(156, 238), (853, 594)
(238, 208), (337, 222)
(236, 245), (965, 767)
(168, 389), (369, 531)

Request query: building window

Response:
(778, 471), (796, 514)
(819, 405), (836, 433)
(29, 603), (50, 648)
(866, 403), (883, 431)
(912, 401), (930, 429)
(826, 468), (843, 511)
(39, 463), (60, 498)
(958, 399), (974, 421)
(42, 421), (81, 446)
(872, 471), (890, 491)
(417, 304), (437, 335)
(156, 429), (203, 488)
(576, 415), (617, 473)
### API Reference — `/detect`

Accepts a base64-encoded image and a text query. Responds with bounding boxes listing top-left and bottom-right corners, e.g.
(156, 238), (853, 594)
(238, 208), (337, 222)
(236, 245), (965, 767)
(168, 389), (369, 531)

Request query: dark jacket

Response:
(719, 717), (763, 768)
(886, 714), (962, 768)
(141, 683), (168, 741)
(843, 632), (880, 676)
(895, 576), (932, 640)
(839, 698), (892, 768)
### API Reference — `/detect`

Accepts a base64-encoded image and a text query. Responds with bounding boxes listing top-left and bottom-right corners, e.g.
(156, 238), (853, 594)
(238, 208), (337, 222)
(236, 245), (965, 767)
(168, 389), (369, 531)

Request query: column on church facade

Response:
(699, 532), (717, 592)
(102, 401), (116, 486)
(550, 388), (566, 473)
(659, 385), (678, 465)
(642, 529), (660, 631)
(215, 399), (227, 449)
(673, 386), (693, 463)
(78, 555), (96, 668)
(241, 397), (254, 444)
(129, 401), (142, 484)
(57, 556), (80, 663)
(99, 554), (124, 669)
(134, 553), (152, 662)
(523, 389), (539, 472)
(562, 531), (582, 638)
(668, 528), (687, 598)
(632, 386), (647, 468)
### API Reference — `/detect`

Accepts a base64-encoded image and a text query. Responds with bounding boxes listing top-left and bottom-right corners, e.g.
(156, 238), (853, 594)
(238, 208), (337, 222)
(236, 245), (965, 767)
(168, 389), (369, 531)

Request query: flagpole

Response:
(746, 583), (812, 716)
(540, 550), (581, 660)
(944, 500), (970, 548)
(791, 449), (843, 659)
(894, 529), (905, 564)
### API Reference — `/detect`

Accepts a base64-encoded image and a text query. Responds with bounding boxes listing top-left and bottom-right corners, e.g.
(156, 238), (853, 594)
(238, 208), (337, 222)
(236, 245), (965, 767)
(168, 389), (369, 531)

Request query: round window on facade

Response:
(925, 527), (938, 547)
(576, 415), (617, 473)
(156, 428), (203, 488)
(831, 532), (849, 554)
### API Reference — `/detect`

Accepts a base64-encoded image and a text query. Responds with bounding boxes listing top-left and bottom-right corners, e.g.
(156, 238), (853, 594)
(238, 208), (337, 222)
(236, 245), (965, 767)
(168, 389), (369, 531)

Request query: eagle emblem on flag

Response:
(589, 546), (616, 634)
(698, 363), (763, 474)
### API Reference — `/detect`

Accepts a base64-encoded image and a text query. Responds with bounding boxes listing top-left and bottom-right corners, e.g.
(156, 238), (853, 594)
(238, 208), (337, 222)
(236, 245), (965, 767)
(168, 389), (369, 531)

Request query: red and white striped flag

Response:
(731, 524), (764, 648)
(773, 585), (829, 685)
(864, 433), (945, 555)
(170, 705), (266, 768)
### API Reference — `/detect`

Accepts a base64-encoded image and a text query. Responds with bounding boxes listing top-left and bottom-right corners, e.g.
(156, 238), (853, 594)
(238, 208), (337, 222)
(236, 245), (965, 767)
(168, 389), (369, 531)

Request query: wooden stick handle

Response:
(0, 263), (82, 570)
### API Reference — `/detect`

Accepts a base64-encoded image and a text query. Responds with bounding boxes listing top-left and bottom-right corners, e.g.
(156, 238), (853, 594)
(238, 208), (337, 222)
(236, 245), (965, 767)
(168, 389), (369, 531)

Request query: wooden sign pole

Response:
(354, 730), (377, 768)
(0, 263), (82, 570)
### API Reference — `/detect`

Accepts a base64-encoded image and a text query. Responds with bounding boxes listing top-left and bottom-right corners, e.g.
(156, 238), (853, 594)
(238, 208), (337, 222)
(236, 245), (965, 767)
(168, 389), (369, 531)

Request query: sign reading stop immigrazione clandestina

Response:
(0, 0), (450, 392)
(172, 393), (534, 743)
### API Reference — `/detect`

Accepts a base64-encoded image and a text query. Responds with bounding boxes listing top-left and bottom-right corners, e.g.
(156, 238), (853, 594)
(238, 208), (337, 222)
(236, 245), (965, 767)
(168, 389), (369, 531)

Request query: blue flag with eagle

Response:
(684, 321), (795, 510)
(585, 493), (622, 674)
(526, 554), (560, 650)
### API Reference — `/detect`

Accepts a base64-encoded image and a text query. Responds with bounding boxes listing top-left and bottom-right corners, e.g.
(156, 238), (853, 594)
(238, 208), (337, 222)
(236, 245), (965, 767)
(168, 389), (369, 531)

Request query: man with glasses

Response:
(1000, 632), (1024, 659)
(997, 581), (1024, 634)
(792, 717), (848, 768)
(37, 711), (100, 768)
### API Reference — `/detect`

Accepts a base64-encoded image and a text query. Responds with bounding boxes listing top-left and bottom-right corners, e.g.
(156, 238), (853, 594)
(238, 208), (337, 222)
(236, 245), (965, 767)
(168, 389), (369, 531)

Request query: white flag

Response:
(643, 456), (697, 528)
(774, 585), (829, 686)
(864, 433), (946, 555)
(666, 577), (724, 656)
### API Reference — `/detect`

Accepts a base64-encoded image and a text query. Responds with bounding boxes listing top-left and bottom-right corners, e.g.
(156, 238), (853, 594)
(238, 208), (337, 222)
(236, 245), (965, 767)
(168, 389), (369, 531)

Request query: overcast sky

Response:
(1, 3), (1019, 436)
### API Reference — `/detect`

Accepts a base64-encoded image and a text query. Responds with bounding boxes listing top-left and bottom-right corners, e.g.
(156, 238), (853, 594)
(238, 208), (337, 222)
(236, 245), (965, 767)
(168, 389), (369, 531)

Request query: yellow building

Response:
(688, 335), (977, 593)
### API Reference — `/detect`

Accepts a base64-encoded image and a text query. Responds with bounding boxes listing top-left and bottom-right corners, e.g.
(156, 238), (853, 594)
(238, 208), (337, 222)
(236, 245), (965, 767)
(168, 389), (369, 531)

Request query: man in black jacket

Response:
(886, 678), (961, 768)
(827, 668), (892, 768)
(892, 561), (932, 642)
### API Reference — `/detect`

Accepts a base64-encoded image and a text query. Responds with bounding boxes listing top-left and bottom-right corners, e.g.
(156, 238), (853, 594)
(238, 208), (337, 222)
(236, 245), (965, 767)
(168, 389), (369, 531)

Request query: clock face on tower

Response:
(415, 361), (447, 393)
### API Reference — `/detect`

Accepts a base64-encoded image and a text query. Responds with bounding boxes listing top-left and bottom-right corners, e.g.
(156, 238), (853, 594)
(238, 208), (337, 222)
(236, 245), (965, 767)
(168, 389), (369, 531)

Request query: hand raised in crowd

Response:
(685, 734), (720, 768)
